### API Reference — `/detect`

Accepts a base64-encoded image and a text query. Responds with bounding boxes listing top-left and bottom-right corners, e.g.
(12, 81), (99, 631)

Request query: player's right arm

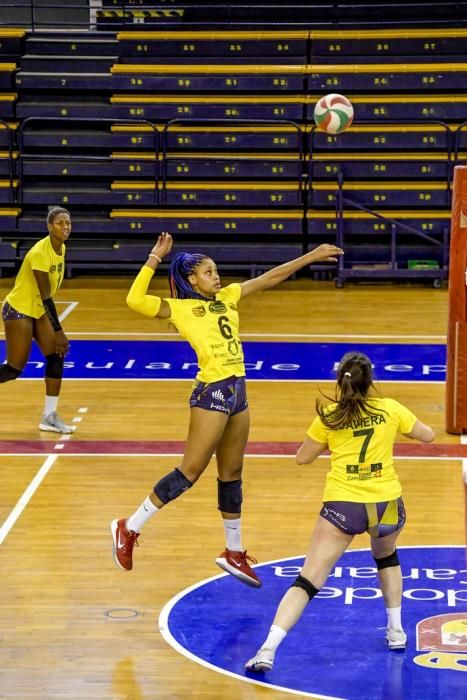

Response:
(126, 232), (173, 320)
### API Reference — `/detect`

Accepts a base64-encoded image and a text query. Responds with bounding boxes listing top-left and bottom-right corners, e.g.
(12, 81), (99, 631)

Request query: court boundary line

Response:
(0, 454), (58, 545)
(0, 452), (461, 461)
(13, 378), (447, 384)
(64, 332), (447, 340)
(58, 301), (79, 323)
(158, 545), (463, 700)
(159, 566), (346, 700)
(0, 331), (447, 340)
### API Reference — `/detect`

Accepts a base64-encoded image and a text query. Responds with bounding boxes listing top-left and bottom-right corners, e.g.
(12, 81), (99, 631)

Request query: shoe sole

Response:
(387, 636), (407, 650)
(39, 423), (74, 434)
(246, 659), (274, 672)
(110, 520), (129, 571)
(215, 557), (262, 588)
(387, 642), (407, 650)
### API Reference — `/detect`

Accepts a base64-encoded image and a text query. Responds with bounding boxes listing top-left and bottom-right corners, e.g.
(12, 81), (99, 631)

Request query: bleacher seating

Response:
(0, 10), (466, 281)
(93, 2), (467, 31)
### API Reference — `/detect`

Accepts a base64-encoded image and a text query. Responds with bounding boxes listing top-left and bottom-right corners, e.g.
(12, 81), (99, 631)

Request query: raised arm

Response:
(239, 243), (343, 299)
(126, 232), (173, 320)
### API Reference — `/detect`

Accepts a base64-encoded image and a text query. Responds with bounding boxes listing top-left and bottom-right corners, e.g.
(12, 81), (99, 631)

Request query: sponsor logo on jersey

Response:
(192, 306), (206, 317)
(209, 301), (227, 314)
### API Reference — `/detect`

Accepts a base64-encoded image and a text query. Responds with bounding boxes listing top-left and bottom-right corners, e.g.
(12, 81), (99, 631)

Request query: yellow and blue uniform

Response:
(4, 236), (65, 319)
(308, 397), (417, 536)
(308, 397), (417, 503)
(165, 284), (245, 383)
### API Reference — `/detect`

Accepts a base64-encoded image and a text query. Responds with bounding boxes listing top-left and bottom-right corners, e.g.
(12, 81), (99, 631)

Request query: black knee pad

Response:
(0, 363), (22, 383)
(217, 478), (242, 513)
(45, 353), (64, 379)
(291, 574), (320, 601)
(374, 549), (400, 570)
(154, 468), (193, 504)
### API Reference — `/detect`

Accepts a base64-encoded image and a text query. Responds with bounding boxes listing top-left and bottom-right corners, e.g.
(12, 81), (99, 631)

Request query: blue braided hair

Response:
(169, 252), (211, 300)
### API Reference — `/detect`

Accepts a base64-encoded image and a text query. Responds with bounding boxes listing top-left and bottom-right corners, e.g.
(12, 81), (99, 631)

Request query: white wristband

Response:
(149, 253), (162, 264)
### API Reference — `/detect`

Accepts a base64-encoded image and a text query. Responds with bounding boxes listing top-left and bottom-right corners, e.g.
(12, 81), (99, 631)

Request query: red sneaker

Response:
(215, 549), (262, 588)
(111, 518), (139, 571)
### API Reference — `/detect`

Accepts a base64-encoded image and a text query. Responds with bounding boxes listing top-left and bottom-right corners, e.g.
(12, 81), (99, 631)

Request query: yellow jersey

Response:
(307, 397), (417, 502)
(166, 283), (245, 383)
(5, 236), (65, 319)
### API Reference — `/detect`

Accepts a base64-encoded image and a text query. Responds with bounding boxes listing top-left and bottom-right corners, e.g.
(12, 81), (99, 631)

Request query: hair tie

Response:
(344, 372), (351, 378)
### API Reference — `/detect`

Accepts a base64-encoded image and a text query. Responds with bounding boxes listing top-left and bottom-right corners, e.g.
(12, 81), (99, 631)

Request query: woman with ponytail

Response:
(246, 351), (434, 670)
(111, 232), (343, 587)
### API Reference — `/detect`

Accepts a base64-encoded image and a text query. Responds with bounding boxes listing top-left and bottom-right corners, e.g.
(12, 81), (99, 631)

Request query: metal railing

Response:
(160, 117), (305, 206)
(333, 171), (449, 287)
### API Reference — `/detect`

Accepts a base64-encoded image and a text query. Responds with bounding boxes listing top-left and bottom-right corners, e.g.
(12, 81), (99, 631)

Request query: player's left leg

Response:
(33, 313), (72, 433)
(215, 406), (260, 586)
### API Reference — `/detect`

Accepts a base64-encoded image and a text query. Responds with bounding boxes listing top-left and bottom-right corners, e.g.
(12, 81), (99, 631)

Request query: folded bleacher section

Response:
(1, 6), (467, 282)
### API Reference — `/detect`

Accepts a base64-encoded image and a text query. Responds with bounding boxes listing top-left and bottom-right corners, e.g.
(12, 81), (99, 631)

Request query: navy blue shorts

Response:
(2, 302), (30, 321)
(189, 375), (248, 416)
(320, 497), (406, 537)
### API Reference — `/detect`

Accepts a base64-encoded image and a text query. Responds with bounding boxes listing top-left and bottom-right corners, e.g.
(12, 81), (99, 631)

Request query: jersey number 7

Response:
(353, 428), (374, 463)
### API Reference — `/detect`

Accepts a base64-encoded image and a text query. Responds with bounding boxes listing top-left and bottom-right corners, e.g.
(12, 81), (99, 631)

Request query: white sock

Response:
(386, 606), (402, 630)
(126, 496), (159, 533)
(223, 517), (242, 551)
(45, 396), (58, 416)
(261, 624), (287, 652)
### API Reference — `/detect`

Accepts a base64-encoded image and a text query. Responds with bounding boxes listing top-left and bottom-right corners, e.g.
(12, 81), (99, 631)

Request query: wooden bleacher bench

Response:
(110, 94), (305, 121)
(117, 30), (308, 58)
(111, 62), (306, 91)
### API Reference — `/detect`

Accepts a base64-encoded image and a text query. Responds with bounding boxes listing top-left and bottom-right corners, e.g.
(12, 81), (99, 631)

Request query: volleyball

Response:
(313, 93), (354, 134)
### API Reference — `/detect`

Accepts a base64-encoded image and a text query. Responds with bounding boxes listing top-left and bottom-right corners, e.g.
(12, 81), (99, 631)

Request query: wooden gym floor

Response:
(0, 276), (463, 700)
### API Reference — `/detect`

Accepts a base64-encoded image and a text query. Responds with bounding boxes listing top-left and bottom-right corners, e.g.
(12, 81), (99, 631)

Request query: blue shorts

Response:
(189, 375), (248, 416)
(320, 497), (406, 537)
(2, 302), (30, 321)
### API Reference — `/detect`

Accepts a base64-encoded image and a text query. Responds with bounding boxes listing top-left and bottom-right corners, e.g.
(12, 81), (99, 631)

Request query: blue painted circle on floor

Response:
(159, 546), (466, 700)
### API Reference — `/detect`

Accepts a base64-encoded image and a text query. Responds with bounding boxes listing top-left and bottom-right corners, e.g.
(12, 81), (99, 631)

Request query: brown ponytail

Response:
(316, 351), (385, 430)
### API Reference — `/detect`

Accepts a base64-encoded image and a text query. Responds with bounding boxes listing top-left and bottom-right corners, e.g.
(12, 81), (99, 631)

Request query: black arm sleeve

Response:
(43, 297), (62, 332)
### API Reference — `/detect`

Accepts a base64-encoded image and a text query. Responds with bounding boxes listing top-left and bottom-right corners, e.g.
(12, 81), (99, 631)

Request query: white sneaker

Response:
(39, 411), (73, 434)
(245, 648), (275, 672)
(387, 628), (407, 650)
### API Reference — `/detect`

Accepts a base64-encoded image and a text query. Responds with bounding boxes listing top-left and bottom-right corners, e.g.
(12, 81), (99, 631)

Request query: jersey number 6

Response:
(218, 315), (233, 340)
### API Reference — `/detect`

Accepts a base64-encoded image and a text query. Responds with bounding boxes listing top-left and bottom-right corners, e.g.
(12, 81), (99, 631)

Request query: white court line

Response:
(57, 300), (79, 323)
(0, 448), (459, 546)
(0, 300), (447, 340)
(158, 545), (464, 700)
(0, 454), (58, 545)
(13, 378), (448, 384)
(0, 452), (461, 461)
(159, 571), (346, 700)
(53, 331), (446, 340)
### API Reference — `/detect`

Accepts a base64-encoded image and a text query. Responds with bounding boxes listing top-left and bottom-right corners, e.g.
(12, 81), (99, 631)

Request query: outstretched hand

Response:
(150, 231), (173, 261)
(308, 243), (344, 263)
